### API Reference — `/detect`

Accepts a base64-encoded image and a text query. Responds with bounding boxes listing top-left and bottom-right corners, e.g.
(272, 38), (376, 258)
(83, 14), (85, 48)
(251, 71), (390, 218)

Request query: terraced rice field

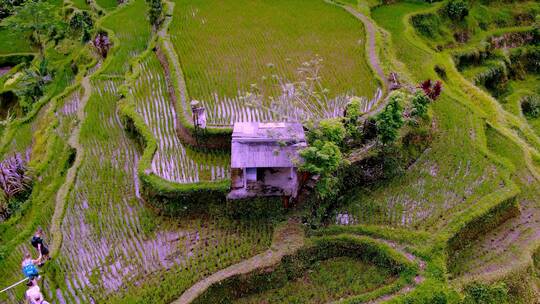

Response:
(339, 2), (509, 230)
(234, 257), (396, 304)
(170, 0), (378, 125)
(0, 89), (76, 303)
(100, 0), (151, 76)
(70, 0), (91, 10)
(0, 27), (34, 55)
(132, 54), (229, 183)
(53, 77), (271, 302)
(342, 102), (506, 229)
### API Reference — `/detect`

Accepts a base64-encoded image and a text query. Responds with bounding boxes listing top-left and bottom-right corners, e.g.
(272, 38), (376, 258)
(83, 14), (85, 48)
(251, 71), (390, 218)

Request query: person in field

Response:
(31, 228), (50, 266)
(21, 252), (41, 287)
(25, 281), (49, 304)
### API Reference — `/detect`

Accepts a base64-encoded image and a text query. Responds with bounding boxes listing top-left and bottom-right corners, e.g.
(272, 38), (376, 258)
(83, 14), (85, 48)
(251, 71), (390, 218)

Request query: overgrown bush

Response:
(375, 91), (405, 145)
(411, 13), (443, 38)
(69, 11), (93, 42)
(308, 118), (348, 147)
(15, 59), (52, 111)
(462, 282), (509, 304)
(92, 31), (111, 58)
(418, 79), (443, 100)
(443, 0), (469, 22)
(146, 0), (164, 28)
(521, 95), (540, 118)
(345, 97), (364, 140)
(411, 90), (431, 119)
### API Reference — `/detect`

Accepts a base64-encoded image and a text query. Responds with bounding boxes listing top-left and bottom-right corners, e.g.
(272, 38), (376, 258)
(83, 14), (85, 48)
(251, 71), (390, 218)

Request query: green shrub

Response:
(300, 140), (343, 200)
(411, 13), (443, 38)
(146, 0), (163, 28)
(444, 0), (469, 22)
(376, 91), (405, 145)
(411, 90), (431, 119)
(520, 95), (540, 118)
(463, 282), (509, 304)
(308, 118), (348, 147)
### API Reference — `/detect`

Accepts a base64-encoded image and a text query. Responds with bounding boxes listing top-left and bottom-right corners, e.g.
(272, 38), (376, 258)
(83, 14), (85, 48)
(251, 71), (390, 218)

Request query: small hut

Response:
(228, 122), (307, 200)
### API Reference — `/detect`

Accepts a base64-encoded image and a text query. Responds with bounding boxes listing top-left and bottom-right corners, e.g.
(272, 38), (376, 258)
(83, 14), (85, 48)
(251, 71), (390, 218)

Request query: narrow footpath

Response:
(172, 219), (305, 304)
(49, 72), (94, 257)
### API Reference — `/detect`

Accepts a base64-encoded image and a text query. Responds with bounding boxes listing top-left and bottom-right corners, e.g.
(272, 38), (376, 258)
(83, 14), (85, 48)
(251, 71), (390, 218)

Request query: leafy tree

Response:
(345, 97), (363, 139)
(300, 140), (343, 199)
(3, 1), (60, 54)
(463, 282), (509, 304)
(444, 0), (469, 22)
(0, 0), (25, 20)
(308, 118), (347, 147)
(375, 91), (405, 145)
(69, 10), (93, 42)
(411, 90), (431, 119)
(521, 94), (540, 118)
(15, 59), (51, 110)
(146, 0), (163, 28)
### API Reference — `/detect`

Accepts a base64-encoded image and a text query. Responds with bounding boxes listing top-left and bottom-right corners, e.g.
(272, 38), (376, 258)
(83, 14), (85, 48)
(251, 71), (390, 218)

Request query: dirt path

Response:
(326, 1), (390, 118)
(49, 72), (94, 257)
(171, 226), (427, 304)
(342, 6), (387, 88)
(171, 219), (305, 304)
(157, 1), (194, 125)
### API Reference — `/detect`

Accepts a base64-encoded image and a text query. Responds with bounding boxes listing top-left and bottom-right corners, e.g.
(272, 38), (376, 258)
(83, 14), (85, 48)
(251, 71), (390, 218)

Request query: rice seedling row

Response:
(53, 78), (271, 302)
(132, 54), (229, 183)
(170, 0), (378, 125)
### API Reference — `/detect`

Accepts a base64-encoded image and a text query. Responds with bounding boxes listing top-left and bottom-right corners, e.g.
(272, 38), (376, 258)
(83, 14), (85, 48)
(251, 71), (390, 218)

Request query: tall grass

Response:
(0, 27), (34, 55)
(95, 0), (119, 11)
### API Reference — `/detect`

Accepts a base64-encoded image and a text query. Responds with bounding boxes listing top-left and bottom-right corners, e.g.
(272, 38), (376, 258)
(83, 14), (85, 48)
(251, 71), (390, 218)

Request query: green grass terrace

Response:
(170, 0), (379, 126)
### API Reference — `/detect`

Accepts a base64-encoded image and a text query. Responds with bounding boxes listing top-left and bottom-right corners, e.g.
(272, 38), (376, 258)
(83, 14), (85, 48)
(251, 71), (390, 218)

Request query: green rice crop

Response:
(54, 78), (271, 302)
(170, 0), (378, 124)
(100, 0), (152, 76)
(234, 257), (395, 304)
(131, 53), (230, 183)
(0, 28), (33, 55)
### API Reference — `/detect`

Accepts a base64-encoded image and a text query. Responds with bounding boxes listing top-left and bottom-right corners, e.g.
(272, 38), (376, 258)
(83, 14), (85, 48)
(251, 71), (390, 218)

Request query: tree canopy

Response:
(3, 1), (60, 53)
(375, 91), (405, 145)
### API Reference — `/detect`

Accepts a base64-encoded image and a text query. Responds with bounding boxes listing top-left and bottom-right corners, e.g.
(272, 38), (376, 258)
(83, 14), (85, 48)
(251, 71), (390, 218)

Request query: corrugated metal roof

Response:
(231, 122), (307, 168)
(232, 122), (306, 143)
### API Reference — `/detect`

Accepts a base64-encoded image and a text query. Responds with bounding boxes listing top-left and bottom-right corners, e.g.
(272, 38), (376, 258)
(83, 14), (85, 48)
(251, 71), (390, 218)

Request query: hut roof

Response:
(231, 122), (306, 168)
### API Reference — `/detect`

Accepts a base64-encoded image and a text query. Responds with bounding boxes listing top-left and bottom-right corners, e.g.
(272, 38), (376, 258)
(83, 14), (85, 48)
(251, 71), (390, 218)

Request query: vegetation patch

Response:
(192, 234), (417, 304)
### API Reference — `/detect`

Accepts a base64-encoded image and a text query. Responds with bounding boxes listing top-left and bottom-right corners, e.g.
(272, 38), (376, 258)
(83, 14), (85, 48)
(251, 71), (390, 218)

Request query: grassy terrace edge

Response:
(396, 2), (540, 291)
(156, 0), (233, 150)
(191, 233), (419, 304)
